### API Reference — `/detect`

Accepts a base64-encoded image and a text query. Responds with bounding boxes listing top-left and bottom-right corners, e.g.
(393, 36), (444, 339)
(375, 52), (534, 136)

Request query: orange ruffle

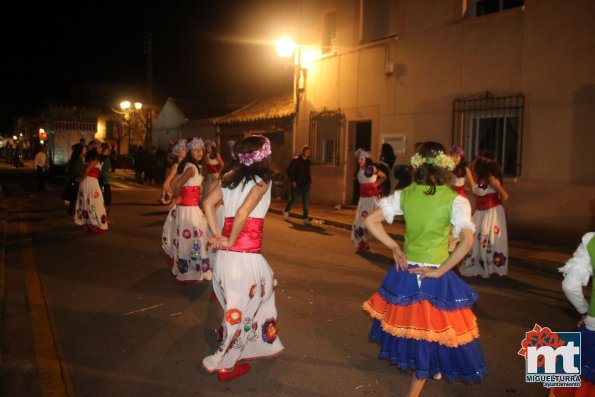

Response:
(362, 292), (479, 347)
(550, 380), (595, 397)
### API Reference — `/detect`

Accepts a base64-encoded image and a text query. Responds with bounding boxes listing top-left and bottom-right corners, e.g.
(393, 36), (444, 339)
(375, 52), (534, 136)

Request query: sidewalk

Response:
(269, 198), (573, 275)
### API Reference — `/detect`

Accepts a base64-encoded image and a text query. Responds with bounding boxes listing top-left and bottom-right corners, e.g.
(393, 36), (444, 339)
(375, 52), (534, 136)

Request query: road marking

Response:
(18, 213), (73, 397)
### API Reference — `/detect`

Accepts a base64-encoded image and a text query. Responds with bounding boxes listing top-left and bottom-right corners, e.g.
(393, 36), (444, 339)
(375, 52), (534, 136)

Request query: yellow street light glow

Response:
(301, 49), (321, 69)
(134, 102), (142, 110)
(275, 37), (295, 58)
(13, 135), (17, 140)
(120, 101), (131, 110)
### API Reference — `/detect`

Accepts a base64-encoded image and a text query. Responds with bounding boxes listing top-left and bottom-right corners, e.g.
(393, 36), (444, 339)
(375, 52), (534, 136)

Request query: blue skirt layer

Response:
(579, 325), (595, 383)
(370, 319), (488, 383)
(377, 264), (479, 311)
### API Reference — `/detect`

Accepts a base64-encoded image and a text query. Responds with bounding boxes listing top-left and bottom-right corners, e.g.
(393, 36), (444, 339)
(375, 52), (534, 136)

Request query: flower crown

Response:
(237, 136), (271, 166)
(171, 139), (187, 156)
(410, 151), (455, 170)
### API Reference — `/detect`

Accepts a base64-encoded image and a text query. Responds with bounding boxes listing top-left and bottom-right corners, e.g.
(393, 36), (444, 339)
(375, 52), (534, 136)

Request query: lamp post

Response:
(119, 100), (143, 155)
(275, 37), (301, 156)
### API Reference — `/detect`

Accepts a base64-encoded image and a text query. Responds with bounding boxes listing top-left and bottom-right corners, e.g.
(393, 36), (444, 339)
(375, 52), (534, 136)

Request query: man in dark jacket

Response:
(283, 145), (312, 225)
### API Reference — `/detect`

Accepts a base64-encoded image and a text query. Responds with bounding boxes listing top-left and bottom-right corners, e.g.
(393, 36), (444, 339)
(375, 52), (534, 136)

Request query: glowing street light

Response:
(275, 37), (296, 58)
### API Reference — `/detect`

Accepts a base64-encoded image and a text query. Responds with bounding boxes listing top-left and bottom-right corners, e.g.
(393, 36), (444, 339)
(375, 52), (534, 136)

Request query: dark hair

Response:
(302, 145), (311, 154)
(380, 143), (396, 168)
(472, 150), (503, 185)
(177, 148), (204, 175)
(206, 141), (218, 159)
(452, 157), (468, 178)
(221, 136), (272, 190)
(85, 148), (100, 163)
(394, 165), (413, 190)
(412, 141), (451, 195)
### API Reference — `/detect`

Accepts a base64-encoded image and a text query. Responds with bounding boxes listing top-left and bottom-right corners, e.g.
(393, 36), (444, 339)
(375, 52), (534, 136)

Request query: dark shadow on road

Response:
(112, 202), (161, 207)
(139, 211), (169, 217)
(356, 251), (393, 270)
(288, 222), (332, 236)
(140, 220), (168, 228)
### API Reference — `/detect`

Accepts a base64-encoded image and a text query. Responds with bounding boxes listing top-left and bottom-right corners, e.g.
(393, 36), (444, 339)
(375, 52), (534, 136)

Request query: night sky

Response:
(0, 0), (300, 133)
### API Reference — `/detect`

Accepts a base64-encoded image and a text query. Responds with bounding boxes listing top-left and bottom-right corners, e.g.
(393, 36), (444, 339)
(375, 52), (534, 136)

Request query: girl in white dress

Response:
(202, 135), (283, 382)
(351, 149), (386, 251)
(460, 150), (509, 278)
(74, 140), (108, 233)
(169, 138), (212, 284)
(161, 139), (186, 267)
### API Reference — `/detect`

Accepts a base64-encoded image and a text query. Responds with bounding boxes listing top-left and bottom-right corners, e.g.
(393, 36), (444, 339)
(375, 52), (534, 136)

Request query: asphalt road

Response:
(0, 166), (576, 396)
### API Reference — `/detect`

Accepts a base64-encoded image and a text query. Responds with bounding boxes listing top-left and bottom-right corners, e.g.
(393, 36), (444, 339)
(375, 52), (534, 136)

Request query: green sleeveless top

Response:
(400, 183), (458, 264)
(586, 236), (595, 317)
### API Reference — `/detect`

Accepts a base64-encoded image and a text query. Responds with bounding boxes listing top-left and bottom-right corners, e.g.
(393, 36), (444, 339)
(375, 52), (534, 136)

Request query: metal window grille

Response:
(452, 91), (524, 177)
(309, 108), (343, 165)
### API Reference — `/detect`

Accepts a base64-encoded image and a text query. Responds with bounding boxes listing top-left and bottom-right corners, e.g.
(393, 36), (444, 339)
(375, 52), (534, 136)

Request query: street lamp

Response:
(119, 100), (143, 155)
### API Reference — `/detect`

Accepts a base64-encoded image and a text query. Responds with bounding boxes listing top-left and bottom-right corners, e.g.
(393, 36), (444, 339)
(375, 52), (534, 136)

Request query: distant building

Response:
(41, 105), (100, 165)
(152, 97), (217, 150)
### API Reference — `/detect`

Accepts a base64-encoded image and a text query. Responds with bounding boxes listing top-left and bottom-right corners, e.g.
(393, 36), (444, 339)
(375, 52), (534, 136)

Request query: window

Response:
(452, 92), (524, 177)
(473, 0), (524, 17)
(323, 10), (337, 54)
(309, 109), (343, 165)
(361, 0), (397, 44)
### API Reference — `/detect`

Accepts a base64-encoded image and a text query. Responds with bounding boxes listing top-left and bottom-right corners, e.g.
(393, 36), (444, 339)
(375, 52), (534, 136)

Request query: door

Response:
(346, 121), (372, 205)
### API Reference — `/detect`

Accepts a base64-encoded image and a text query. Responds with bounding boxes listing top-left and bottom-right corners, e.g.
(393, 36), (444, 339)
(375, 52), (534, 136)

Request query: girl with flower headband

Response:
(168, 137), (212, 284)
(459, 149), (509, 278)
(449, 145), (474, 197)
(73, 140), (108, 234)
(202, 135), (283, 381)
(351, 148), (387, 252)
(203, 140), (225, 200)
(160, 139), (186, 268)
(362, 141), (487, 397)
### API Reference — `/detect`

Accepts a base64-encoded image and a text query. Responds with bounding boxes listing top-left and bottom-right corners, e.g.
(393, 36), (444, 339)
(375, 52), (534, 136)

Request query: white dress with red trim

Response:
(351, 167), (379, 250)
(74, 163), (108, 231)
(459, 184), (508, 278)
(202, 178), (284, 372)
(170, 163), (212, 284)
(202, 155), (220, 201)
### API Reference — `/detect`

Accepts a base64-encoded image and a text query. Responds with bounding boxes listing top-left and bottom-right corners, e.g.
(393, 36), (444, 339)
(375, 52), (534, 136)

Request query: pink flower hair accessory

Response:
(237, 136), (272, 166)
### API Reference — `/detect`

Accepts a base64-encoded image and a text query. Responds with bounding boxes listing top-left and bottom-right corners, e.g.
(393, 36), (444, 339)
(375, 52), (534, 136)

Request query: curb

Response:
(268, 207), (564, 276)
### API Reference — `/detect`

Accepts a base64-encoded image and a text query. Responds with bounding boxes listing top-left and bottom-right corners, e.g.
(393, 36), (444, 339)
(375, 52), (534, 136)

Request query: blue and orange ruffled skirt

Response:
(362, 264), (488, 382)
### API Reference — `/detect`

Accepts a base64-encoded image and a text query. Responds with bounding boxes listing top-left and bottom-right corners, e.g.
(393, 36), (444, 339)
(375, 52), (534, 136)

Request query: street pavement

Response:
(0, 161), (581, 396)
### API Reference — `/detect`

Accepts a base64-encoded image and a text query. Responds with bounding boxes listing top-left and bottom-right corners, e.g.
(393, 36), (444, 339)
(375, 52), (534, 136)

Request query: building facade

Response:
(290, 0), (594, 246)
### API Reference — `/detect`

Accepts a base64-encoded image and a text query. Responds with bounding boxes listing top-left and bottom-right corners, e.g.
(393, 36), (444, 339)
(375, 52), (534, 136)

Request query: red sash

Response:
(179, 186), (201, 206)
(222, 217), (264, 253)
(360, 183), (379, 198)
(475, 193), (501, 210)
(88, 168), (100, 178)
(206, 164), (219, 174)
(453, 185), (466, 197)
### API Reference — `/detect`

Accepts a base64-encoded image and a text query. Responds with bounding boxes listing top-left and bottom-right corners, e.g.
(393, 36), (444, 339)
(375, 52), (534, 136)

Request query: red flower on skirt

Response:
(262, 319), (278, 344)
(249, 284), (257, 298)
(225, 308), (242, 325)
(93, 191), (100, 199)
(182, 229), (191, 239)
(493, 225), (500, 235)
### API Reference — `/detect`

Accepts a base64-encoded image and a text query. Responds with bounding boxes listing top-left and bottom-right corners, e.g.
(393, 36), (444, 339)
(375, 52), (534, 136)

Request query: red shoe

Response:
(218, 363), (251, 382)
(82, 226), (90, 233)
(91, 227), (106, 234)
(210, 291), (218, 302)
(357, 241), (370, 252)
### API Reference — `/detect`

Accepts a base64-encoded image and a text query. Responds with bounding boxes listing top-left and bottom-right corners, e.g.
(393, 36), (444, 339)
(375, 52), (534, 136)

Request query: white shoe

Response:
(283, 211), (289, 221)
(303, 218), (311, 226)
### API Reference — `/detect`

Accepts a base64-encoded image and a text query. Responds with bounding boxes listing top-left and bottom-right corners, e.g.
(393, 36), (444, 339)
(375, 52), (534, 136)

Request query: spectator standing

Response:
(100, 143), (112, 217)
(377, 142), (396, 197)
(283, 145), (312, 225)
(34, 145), (49, 191)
